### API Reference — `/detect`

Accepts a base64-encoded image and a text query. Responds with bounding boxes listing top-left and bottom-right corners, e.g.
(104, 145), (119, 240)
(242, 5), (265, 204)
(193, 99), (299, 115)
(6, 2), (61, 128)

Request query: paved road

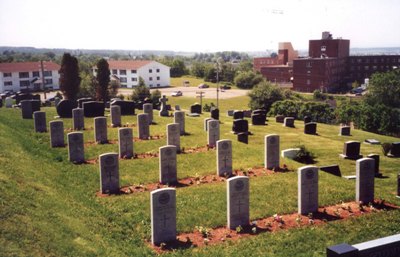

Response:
(119, 87), (250, 99)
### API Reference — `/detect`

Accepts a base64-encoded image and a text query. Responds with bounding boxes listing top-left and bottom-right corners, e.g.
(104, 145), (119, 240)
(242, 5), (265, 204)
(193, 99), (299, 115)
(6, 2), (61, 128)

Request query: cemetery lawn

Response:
(1, 96), (400, 257)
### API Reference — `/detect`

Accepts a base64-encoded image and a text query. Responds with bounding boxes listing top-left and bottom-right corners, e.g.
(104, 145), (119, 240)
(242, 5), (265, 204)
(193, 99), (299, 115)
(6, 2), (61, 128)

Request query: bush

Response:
(248, 81), (285, 112)
(293, 145), (316, 164)
(234, 71), (264, 89)
(203, 102), (216, 112)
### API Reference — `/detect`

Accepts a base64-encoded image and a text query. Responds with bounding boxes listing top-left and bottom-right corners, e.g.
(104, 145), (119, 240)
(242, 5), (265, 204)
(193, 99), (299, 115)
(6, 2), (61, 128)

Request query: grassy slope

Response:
(1, 97), (399, 257)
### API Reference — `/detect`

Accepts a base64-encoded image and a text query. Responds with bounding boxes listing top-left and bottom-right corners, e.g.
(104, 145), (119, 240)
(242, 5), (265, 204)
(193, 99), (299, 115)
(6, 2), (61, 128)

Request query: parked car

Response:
(198, 83), (209, 88)
(171, 91), (183, 97)
(221, 84), (231, 90)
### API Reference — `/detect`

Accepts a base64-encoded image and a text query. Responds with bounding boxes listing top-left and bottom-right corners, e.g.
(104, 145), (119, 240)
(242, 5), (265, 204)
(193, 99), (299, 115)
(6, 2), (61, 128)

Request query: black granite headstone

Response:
(83, 101), (105, 117)
(275, 115), (285, 123)
(56, 99), (77, 118)
(190, 104), (202, 114)
(0, 98), (2, 108)
(391, 142), (400, 157)
(304, 116), (312, 124)
(367, 154), (381, 177)
(252, 109), (267, 116)
(233, 111), (244, 120)
(251, 113), (266, 125)
(110, 100), (136, 115)
(31, 100), (41, 112)
(304, 122), (317, 135)
(211, 108), (219, 120)
(77, 98), (92, 108)
(237, 132), (248, 144)
(340, 141), (362, 160)
(320, 165), (342, 177)
(232, 119), (248, 134)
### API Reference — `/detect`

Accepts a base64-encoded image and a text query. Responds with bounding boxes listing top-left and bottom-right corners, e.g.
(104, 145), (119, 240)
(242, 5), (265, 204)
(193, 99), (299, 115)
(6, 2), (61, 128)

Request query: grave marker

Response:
(159, 145), (178, 184)
(190, 103), (202, 114)
(159, 95), (169, 117)
(211, 108), (219, 120)
(49, 120), (64, 147)
(67, 132), (84, 163)
(339, 126), (351, 136)
(94, 117), (108, 144)
(83, 101), (104, 117)
(367, 154), (381, 177)
(232, 119), (248, 134)
(233, 111), (244, 120)
(340, 141), (362, 160)
(356, 158), (375, 203)
(137, 113), (150, 140)
(143, 103), (154, 124)
(304, 122), (317, 135)
(56, 99), (76, 118)
(227, 176), (249, 230)
(72, 108), (84, 130)
(275, 115), (285, 123)
(33, 111), (47, 132)
(166, 123), (180, 152)
(20, 100), (33, 119)
(5, 97), (13, 108)
(217, 139), (232, 177)
(118, 128), (134, 158)
(283, 117), (295, 127)
(298, 166), (319, 214)
(173, 111), (185, 135)
(207, 120), (220, 147)
(204, 118), (212, 131)
(265, 134), (280, 169)
(99, 153), (119, 194)
(110, 105), (121, 127)
(111, 100), (135, 115)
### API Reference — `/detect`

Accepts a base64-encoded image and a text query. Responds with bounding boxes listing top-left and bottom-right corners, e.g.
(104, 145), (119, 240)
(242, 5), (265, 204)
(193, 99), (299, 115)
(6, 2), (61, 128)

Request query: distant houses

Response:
(0, 61), (60, 93)
(93, 60), (170, 88)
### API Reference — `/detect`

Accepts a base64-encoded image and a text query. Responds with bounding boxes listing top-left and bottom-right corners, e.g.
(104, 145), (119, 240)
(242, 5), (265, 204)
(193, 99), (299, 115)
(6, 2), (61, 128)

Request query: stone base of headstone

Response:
(343, 175), (357, 180)
(187, 113), (200, 117)
(339, 154), (363, 160)
(326, 243), (358, 257)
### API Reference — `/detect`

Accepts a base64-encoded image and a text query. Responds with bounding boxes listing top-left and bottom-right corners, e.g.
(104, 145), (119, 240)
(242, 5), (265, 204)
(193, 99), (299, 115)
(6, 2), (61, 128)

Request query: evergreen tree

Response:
(59, 53), (81, 100)
(95, 58), (111, 102)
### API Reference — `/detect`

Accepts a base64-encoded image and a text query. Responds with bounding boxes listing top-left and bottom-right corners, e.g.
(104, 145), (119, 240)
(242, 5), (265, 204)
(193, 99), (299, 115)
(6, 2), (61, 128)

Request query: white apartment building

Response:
(0, 61), (60, 93)
(93, 60), (170, 88)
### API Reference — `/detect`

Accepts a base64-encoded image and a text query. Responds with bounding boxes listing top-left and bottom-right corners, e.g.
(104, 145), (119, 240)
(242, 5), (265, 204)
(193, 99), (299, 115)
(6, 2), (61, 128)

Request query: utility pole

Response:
(40, 60), (47, 100)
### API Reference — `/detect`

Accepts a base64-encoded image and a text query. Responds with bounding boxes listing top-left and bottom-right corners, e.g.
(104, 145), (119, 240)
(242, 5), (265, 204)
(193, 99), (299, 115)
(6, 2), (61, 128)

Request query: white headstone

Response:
(207, 120), (220, 147)
(204, 118), (212, 131)
(356, 158), (375, 203)
(49, 120), (64, 147)
(151, 188), (177, 245)
(110, 105), (121, 127)
(72, 108), (84, 130)
(67, 132), (85, 163)
(281, 148), (301, 159)
(5, 97), (12, 108)
(298, 166), (319, 214)
(137, 113), (150, 140)
(118, 128), (134, 158)
(143, 103), (153, 125)
(167, 123), (180, 152)
(94, 117), (108, 144)
(174, 111), (185, 135)
(99, 153), (119, 194)
(217, 139), (233, 177)
(159, 145), (177, 184)
(283, 117), (295, 127)
(34, 111), (47, 132)
(227, 176), (249, 230)
(175, 105), (181, 111)
(265, 134), (280, 169)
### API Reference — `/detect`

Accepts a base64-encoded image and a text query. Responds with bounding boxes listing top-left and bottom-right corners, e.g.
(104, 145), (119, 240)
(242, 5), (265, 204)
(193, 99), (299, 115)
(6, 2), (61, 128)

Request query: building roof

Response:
(0, 61), (60, 73)
(107, 60), (153, 70)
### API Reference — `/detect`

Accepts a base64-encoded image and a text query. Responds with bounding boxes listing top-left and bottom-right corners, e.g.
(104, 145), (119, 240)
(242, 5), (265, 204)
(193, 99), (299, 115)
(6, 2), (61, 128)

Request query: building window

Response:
(131, 77), (137, 82)
(120, 70), (127, 75)
(157, 84), (160, 87)
(306, 79), (310, 85)
(45, 79), (53, 85)
(43, 70), (52, 77)
(120, 84), (127, 88)
(32, 71), (40, 77)
(149, 84), (153, 87)
(120, 77), (127, 83)
(3, 72), (12, 77)
(131, 70), (137, 74)
(149, 77), (153, 81)
(364, 66), (369, 70)
(112, 69), (117, 75)
(156, 68), (160, 72)
(306, 62), (312, 68)
(20, 80), (30, 87)
(4, 81), (12, 86)
(157, 76), (160, 80)
(19, 72), (29, 78)
(357, 59), (362, 63)
(321, 46), (326, 52)
(149, 69), (153, 73)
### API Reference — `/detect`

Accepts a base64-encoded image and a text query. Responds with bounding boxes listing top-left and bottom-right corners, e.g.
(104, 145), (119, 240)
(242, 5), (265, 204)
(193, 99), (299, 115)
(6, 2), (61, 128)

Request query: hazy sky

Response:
(0, 0), (399, 52)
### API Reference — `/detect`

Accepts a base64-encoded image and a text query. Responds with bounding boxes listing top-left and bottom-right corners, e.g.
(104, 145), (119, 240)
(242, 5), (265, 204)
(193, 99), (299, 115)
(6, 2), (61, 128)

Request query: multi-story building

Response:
(93, 60), (170, 88)
(0, 61), (60, 93)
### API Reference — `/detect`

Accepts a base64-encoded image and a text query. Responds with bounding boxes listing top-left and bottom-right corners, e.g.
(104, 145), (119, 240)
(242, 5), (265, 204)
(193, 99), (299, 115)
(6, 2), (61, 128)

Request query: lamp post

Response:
(215, 58), (222, 109)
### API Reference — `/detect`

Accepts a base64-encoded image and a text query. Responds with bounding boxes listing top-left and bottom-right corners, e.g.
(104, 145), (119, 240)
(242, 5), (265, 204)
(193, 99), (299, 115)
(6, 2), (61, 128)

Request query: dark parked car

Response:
(198, 83), (209, 88)
(221, 85), (231, 90)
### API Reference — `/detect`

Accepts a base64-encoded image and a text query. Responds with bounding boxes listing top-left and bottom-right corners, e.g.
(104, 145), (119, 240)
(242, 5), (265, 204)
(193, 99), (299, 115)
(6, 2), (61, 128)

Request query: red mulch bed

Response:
(149, 199), (399, 253)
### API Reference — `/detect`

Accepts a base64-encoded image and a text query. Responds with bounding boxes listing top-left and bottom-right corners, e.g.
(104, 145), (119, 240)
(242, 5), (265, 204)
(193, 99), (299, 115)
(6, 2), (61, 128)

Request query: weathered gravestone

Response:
(275, 115), (285, 123)
(367, 154), (381, 177)
(118, 128), (134, 159)
(304, 116), (312, 124)
(227, 176), (249, 230)
(5, 97), (13, 108)
(143, 103), (153, 124)
(173, 111), (185, 135)
(217, 139), (233, 177)
(340, 141), (363, 160)
(49, 120), (64, 147)
(298, 166), (319, 214)
(227, 110), (234, 116)
(265, 134), (280, 170)
(110, 105), (121, 127)
(20, 100), (33, 119)
(159, 95), (169, 117)
(356, 158), (375, 203)
(72, 108), (84, 130)
(94, 117), (108, 144)
(204, 118), (212, 131)
(31, 100), (41, 113)
(137, 113), (150, 140)
(67, 132), (84, 163)
(77, 97), (92, 108)
(282, 148), (301, 159)
(211, 108), (219, 120)
(159, 145), (178, 184)
(83, 101), (104, 118)
(327, 234), (400, 257)
(243, 110), (252, 118)
(151, 188), (177, 245)
(283, 117), (295, 127)
(339, 126), (351, 136)
(167, 123), (180, 152)
(304, 122), (317, 135)
(111, 100), (136, 115)
(99, 153), (119, 194)
(190, 103), (202, 114)
(33, 111), (47, 132)
(390, 142), (400, 157)
(237, 132), (248, 144)
(251, 113), (266, 125)
(207, 119), (220, 147)
(233, 110), (244, 120)
(56, 99), (76, 118)
(175, 105), (180, 111)
(232, 119), (249, 134)
(364, 139), (380, 145)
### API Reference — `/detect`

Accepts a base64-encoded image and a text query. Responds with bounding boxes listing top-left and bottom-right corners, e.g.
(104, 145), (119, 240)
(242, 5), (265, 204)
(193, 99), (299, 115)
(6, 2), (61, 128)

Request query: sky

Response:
(0, 0), (399, 52)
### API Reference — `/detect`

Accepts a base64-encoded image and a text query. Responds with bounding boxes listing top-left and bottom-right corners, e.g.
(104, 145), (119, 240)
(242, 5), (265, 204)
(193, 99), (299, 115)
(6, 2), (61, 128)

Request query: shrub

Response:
(248, 81), (285, 112)
(293, 145), (316, 164)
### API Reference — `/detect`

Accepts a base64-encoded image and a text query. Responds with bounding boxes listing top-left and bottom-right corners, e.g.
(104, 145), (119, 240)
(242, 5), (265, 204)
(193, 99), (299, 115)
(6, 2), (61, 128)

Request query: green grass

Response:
(1, 99), (400, 257)
(170, 75), (237, 89)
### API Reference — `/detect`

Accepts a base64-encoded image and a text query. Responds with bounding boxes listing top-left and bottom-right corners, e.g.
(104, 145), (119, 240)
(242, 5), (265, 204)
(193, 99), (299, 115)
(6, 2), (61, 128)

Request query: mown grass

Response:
(1, 98), (400, 257)
(170, 75), (237, 89)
